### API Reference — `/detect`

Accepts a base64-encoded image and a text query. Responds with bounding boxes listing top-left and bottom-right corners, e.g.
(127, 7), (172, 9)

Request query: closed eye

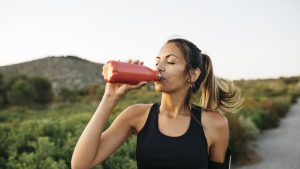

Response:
(155, 62), (174, 66)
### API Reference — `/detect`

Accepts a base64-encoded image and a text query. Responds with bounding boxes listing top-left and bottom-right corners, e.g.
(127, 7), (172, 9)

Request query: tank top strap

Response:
(190, 104), (209, 154)
(190, 104), (203, 125)
(137, 103), (159, 138)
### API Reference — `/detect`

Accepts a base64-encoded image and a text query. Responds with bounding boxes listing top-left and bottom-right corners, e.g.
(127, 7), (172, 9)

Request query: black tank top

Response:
(136, 103), (209, 169)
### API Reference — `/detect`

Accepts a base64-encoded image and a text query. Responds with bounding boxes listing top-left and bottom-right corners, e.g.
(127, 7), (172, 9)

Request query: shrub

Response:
(29, 77), (53, 105)
(57, 88), (80, 103)
(0, 73), (6, 108)
(7, 79), (37, 106)
(227, 113), (259, 162)
(83, 83), (105, 100)
(5, 75), (53, 107)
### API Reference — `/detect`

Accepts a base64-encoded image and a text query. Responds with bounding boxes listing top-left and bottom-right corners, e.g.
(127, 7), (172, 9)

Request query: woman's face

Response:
(154, 42), (189, 93)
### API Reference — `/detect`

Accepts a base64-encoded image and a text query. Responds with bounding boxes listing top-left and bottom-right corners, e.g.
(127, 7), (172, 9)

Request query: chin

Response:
(154, 82), (172, 93)
(154, 84), (162, 92)
(154, 82), (164, 92)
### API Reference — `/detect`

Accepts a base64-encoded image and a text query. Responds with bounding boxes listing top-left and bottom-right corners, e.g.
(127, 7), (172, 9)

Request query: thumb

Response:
(128, 81), (148, 90)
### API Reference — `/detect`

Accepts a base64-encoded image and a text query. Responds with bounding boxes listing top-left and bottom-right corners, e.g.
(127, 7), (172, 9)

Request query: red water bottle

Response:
(102, 60), (161, 85)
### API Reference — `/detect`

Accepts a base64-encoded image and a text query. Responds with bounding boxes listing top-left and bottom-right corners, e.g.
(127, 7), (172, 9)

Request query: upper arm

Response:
(208, 113), (229, 163)
(90, 104), (142, 167)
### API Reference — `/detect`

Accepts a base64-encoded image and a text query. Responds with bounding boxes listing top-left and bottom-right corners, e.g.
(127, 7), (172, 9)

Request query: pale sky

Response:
(0, 0), (299, 80)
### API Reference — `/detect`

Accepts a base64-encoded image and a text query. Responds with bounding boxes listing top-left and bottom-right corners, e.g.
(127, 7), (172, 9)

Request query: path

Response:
(237, 98), (300, 169)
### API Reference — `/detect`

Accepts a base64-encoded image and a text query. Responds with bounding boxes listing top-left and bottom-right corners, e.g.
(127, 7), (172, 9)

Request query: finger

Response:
(132, 59), (139, 64)
(128, 81), (148, 90)
(127, 59), (132, 63)
(139, 61), (144, 65)
(136, 81), (148, 88)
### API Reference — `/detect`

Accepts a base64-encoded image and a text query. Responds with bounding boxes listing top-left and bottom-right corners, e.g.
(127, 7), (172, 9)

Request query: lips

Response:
(156, 76), (165, 83)
(159, 75), (166, 81)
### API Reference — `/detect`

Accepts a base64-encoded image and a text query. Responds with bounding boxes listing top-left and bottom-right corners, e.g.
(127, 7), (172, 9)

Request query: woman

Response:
(71, 38), (243, 169)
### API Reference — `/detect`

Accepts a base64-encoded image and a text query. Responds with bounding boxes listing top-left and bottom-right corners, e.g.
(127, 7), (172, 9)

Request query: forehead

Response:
(157, 43), (185, 60)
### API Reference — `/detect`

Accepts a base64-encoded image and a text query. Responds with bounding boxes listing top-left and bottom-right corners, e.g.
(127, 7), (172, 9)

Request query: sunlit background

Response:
(0, 0), (299, 80)
(1, 1), (300, 169)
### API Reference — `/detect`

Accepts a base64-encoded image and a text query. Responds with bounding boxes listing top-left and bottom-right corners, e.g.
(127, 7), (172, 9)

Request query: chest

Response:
(157, 113), (191, 137)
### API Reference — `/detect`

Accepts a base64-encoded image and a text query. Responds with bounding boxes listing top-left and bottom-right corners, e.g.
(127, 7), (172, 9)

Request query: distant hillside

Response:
(0, 56), (104, 94)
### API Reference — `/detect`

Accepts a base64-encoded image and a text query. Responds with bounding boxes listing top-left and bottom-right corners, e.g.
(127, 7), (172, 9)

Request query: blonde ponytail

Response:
(196, 54), (243, 114)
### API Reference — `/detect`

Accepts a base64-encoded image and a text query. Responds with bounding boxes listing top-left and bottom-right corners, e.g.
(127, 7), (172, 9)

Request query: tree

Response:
(0, 73), (5, 108)
(29, 77), (53, 105)
(7, 79), (37, 106)
(6, 75), (53, 106)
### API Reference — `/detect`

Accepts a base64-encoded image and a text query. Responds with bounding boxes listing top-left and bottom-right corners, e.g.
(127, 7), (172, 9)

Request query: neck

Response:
(160, 88), (190, 118)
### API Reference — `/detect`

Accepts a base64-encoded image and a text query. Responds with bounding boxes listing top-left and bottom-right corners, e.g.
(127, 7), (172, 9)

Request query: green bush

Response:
(4, 75), (53, 107)
(238, 106), (280, 130)
(0, 73), (6, 108)
(56, 88), (80, 103)
(0, 118), (84, 169)
(227, 113), (259, 162)
(7, 136), (68, 169)
(83, 83), (105, 99)
(7, 79), (38, 106)
(237, 97), (292, 130)
(281, 76), (299, 85)
(29, 77), (53, 105)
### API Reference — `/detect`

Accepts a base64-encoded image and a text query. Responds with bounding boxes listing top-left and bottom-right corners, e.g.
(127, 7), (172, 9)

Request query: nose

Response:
(155, 62), (165, 72)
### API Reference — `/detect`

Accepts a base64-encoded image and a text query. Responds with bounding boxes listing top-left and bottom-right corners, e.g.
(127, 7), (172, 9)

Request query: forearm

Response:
(71, 93), (119, 169)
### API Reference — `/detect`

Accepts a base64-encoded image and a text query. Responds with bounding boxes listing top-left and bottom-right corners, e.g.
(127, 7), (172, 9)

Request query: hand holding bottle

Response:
(103, 59), (149, 101)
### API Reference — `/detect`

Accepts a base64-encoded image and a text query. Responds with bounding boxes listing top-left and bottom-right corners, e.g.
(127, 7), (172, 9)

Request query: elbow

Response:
(71, 162), (89, 169)
(71, 158), (82, 169)
(71, 156), (91, 169)
(71, 156), (100, 169)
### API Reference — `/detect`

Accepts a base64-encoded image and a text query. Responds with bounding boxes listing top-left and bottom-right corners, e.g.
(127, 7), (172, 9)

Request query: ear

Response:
(189, 68), (201, 83)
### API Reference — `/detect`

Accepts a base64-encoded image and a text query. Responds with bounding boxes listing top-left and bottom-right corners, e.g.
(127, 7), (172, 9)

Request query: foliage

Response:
(29, 77), (53, 105)
(0, 73), (6, 108)
(3, 75), (53, 107)
(0, 76), (299, 168)
(56, 88), (80, 103)
(227, 113), (259, 158)
(7, 78), (38, 106)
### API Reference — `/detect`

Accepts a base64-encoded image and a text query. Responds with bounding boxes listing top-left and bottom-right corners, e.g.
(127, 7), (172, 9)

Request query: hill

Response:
(0, 56), (104, 94)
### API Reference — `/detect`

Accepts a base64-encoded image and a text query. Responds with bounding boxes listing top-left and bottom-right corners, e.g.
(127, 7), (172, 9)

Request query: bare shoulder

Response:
(201, 109), (229, 146)
(202, 110), (230, 162)
(202, 110), (229, 131)
(124, 103), (153, 135)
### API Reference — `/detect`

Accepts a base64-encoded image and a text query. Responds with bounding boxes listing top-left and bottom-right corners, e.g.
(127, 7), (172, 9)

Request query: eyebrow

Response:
(156, 54), (179, 59)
